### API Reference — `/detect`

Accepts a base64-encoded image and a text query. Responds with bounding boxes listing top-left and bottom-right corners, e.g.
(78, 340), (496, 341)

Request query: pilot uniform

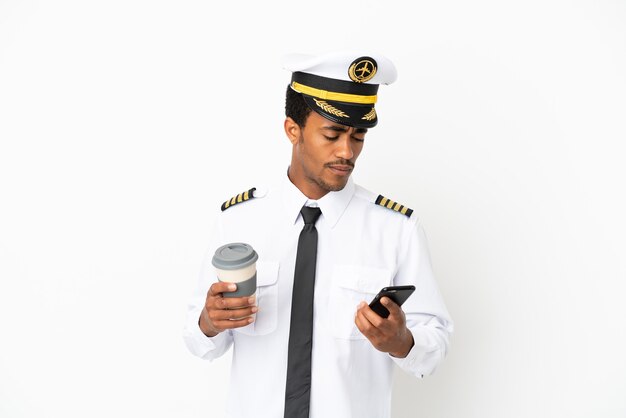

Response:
(183, 51), (453, 418)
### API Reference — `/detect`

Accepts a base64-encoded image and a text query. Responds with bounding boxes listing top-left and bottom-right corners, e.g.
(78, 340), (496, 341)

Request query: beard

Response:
(305, 161), (353, 192)
(311, 174), (346, 192)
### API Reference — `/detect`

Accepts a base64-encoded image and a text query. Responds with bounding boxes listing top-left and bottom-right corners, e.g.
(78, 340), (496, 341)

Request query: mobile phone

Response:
(368, 285), (416, 318)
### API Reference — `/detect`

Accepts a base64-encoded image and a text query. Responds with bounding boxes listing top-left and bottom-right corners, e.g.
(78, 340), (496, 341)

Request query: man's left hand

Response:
(355, 297), (414, 358)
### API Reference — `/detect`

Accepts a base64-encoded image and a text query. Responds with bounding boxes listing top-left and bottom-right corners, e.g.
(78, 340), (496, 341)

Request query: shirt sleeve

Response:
(389, 221), (454, 378)
(182, 215), (234, 361)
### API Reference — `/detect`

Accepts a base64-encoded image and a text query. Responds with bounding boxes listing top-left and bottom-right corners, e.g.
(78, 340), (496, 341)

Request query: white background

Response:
(1, 1), (625, 417)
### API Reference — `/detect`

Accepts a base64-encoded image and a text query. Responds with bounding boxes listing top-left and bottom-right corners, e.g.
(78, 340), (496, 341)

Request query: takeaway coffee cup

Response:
(211, 242), (258, 298)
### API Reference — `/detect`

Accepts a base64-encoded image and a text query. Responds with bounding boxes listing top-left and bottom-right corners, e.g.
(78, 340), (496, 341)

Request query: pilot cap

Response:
(282, 50), (397, 128)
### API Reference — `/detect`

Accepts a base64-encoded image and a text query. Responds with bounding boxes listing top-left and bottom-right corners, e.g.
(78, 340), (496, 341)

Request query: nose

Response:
(334, 135), (354, 160)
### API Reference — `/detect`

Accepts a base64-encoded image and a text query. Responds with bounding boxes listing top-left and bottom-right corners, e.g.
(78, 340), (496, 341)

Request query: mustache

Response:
(325, 160), (354, 168)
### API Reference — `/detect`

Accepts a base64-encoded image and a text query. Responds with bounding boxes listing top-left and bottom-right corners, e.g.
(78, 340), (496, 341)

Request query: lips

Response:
(327, 165), (353, 176)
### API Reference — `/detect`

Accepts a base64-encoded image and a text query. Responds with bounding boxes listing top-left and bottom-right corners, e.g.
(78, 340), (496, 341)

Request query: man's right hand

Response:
(199, 281), (257, 337)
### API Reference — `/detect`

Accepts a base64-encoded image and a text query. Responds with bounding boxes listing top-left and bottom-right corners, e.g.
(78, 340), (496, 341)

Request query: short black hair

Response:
(285, 85), (312, 127)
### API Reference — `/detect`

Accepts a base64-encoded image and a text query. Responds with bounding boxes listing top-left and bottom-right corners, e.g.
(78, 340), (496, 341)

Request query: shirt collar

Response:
(281, 168), (356, 229)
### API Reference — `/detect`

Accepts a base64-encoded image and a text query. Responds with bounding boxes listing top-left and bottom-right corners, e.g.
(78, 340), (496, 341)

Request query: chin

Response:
(319, 176), (349, 192)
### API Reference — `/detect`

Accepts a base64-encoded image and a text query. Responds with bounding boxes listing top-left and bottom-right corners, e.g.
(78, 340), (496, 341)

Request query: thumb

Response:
(381, 296), (400, 315)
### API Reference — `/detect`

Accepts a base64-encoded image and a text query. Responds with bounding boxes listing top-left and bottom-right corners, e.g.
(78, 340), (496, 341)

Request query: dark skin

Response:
(284, 111), (366, 199)
(199, 282), (257, 337)
(200, 111), (414, 357)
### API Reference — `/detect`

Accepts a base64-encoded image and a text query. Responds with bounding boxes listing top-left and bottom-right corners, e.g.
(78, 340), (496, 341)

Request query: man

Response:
(184, 51), (453, 418)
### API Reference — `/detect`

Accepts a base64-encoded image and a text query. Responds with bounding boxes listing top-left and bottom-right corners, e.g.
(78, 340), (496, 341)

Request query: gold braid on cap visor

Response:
(291, 82), (377, 105)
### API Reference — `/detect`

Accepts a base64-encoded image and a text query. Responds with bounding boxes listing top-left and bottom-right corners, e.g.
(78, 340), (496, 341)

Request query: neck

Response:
(287, 165), (329, 200)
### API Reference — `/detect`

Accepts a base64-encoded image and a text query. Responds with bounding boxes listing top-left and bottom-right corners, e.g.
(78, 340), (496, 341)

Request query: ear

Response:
(284, 117), (301, 145)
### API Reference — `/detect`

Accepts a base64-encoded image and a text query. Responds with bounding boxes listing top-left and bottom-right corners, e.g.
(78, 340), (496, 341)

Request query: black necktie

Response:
(284, 206), (322, 418)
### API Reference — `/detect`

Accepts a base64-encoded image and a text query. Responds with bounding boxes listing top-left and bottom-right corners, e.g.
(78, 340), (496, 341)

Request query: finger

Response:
(381, 297), (405, 323)
(221, 295), (257, 309)
(354, 305), (380, 339)
(210, 306), (258, 321)
(213, 317), (255, 330)
(354, 309), (366, 334)
(358, 301), (386, 329)
(208, 295), (256, 310)
(208, 281), (237, 297)
(354, 307), (370, 335)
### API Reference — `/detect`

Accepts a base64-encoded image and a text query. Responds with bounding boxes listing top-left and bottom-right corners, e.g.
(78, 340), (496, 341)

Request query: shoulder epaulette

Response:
(374, 194), (413, 218)
(221, 188), (256, 211)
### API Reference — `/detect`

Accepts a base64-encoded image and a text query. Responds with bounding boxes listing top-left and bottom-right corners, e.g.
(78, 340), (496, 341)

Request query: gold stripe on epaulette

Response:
(221, 187), (256, 212)
(375, 194), (413, 218)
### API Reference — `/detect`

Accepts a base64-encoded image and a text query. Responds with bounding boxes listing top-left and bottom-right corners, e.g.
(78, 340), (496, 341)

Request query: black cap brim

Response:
(302, 95), (378, 128)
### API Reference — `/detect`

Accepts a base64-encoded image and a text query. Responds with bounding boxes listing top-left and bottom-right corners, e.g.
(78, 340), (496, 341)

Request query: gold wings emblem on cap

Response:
(348, 57), (378, 83)
(361, 108), (376, 121)
(313, 98), (350, 118)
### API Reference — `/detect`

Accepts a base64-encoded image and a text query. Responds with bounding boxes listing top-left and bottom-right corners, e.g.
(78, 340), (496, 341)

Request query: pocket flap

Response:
(333, 265), (392, 294)
(256, 261), (279, 286)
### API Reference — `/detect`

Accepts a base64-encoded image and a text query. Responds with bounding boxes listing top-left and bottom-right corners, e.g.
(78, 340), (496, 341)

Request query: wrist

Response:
(199, 308), (219, 338)
(389, 329), (414, 358)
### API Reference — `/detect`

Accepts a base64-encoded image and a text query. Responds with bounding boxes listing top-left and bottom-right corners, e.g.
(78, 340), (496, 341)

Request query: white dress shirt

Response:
(184, 172), (453, 418)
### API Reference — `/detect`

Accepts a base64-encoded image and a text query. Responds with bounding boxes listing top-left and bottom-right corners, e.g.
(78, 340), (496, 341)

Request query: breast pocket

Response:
(234, 261), (279, 336)
(328, 265), (393, 339)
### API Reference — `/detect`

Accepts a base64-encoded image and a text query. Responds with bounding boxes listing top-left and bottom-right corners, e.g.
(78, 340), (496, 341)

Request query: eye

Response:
(324, 135), (339, 141)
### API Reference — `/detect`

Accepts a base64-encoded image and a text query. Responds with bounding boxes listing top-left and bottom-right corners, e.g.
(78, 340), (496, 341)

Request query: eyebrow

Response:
(322, 126), (368, 134)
